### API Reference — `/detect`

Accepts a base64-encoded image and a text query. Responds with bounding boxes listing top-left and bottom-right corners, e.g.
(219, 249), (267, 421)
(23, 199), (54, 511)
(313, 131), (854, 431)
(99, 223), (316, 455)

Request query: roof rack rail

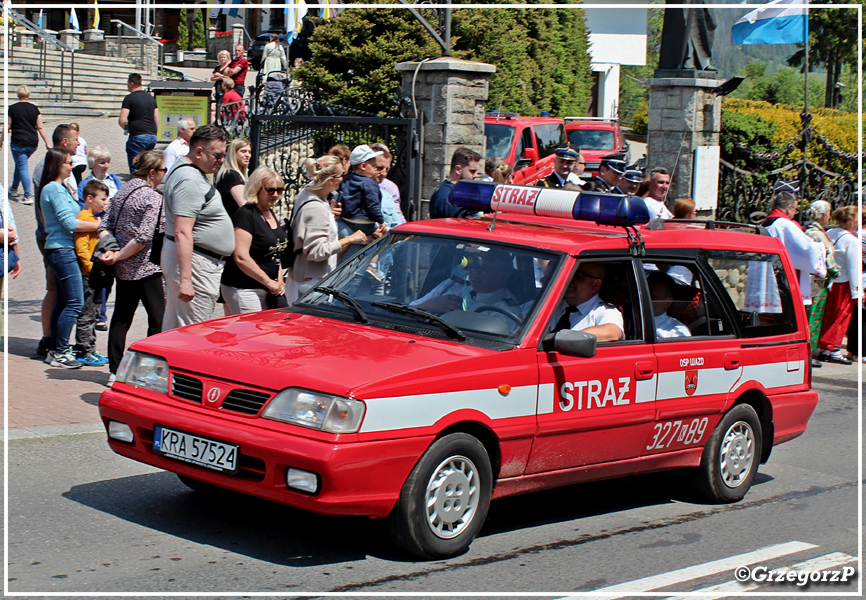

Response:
(563, 117), (619, 122)
(645, 219), (769, 235)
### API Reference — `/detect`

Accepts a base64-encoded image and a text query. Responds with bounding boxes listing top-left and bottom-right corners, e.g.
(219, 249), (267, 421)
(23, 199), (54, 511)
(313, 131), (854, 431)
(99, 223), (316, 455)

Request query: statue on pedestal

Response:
(657, 0), (717, 76)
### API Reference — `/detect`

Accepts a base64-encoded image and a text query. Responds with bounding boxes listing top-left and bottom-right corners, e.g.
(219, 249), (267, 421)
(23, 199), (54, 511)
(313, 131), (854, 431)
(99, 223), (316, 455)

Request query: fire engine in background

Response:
(99, 181), (819, 560)
(565, 117), (631, 177)
(484, 112), (566, 185)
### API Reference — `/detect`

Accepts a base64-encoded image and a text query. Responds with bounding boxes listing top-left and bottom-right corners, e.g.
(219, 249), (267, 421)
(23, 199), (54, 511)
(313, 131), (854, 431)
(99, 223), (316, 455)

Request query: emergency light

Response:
(448, 181), (651, 226)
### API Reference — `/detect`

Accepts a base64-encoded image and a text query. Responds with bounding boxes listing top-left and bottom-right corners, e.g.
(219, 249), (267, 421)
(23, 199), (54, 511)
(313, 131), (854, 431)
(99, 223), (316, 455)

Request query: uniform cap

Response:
(600, 154), (627, 174)
(349, 144), (383, 166)
(554, 143), (580, 161)
(623, 169), (643, 183)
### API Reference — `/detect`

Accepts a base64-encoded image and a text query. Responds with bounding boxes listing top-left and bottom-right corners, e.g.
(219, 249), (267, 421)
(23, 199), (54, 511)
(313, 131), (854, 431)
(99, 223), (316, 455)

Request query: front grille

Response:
(172, 373), (203, 402)
(222, 388), (271, 415)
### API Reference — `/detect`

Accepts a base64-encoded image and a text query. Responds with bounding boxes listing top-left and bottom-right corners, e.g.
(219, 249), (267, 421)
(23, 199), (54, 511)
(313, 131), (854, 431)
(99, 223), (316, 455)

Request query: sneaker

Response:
(19, 195), (34, 205)
(95, 321), (108, 332)
(818, 350), (852, 365)
(76, 352), (109, 366)
(107, 373), (117, 387)
(46, 350), (83, 369)
(36, 338), (50, 358)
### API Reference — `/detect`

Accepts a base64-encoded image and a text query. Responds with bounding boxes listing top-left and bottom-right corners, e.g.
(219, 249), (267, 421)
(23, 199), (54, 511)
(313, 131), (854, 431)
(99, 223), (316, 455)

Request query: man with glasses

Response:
(551, 262), (624, 342)
(162, 125), (233, 330)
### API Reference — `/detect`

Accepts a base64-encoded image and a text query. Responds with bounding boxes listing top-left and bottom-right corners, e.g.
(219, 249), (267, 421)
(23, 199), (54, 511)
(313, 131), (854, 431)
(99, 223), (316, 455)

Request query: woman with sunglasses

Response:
(98, 150), (167, 382)
(220, 167), (288, 314)
(285, 155), (368, 304)
(39, 148), (101, 369)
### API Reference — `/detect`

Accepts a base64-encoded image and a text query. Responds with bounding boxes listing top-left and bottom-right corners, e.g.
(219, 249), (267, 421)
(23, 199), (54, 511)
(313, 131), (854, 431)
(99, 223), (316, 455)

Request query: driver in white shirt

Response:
(550, 262), (624, 341)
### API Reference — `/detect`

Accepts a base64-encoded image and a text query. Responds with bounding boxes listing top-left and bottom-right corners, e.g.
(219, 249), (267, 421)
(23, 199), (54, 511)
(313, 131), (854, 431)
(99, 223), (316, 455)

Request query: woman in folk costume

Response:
(817, 205), (860, 365)
(803, 200), (838, 355)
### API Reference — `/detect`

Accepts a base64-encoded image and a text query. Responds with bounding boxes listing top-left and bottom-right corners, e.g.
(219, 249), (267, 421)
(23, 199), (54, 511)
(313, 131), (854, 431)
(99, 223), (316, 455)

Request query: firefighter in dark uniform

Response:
(536, 143), (581, 188)
(583, 154), (627, 193)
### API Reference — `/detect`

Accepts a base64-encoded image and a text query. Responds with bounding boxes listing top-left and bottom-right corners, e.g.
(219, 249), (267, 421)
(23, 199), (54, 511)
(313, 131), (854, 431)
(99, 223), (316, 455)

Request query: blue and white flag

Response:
(284, 0), (308, 44)
(732, 0), (808, 45)
(70, 8), (80, 31)
(36, 9), (43, 29)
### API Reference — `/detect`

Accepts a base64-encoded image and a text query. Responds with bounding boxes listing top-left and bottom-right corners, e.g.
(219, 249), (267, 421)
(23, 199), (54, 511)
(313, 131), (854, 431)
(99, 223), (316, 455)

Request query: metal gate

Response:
(249, 110), (423, 222)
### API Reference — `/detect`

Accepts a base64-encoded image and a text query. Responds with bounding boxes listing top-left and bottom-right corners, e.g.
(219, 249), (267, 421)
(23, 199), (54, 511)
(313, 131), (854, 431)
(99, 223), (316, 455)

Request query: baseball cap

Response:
(349, 144), (383, 166)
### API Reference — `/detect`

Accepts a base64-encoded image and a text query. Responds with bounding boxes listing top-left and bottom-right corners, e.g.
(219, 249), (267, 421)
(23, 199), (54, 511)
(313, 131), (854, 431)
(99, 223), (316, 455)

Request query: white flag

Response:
(70, 8), (80, 31)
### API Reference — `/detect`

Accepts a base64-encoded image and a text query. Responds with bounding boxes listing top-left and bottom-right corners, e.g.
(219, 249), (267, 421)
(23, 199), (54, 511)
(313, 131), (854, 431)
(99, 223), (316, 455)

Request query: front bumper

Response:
(99, 387), (433, 517)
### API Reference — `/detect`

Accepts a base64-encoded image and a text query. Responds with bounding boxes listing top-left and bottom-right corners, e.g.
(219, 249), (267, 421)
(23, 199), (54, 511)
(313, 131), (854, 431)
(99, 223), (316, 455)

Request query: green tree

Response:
(177, 7), (189, 51)
(296, 1), (593, 116)
(192, 8), (206, 50)
(787, 1), (859, 108)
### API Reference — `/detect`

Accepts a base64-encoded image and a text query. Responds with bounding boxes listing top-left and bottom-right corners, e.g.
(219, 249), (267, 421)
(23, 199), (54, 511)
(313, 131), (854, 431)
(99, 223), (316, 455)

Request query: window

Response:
(641, 261), (733, 340)
(567, 129), (616, 151)
(517, 127), (534, 161)
(534, 124), (566, 159)
(702, 251), (797, 337)
(484, 124), (516, 160)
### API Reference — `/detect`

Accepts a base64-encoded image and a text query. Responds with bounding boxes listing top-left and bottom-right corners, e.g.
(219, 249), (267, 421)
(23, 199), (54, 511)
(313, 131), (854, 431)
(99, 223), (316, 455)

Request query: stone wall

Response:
(206, 24), (246, 60)
(396, 57), (495, 215)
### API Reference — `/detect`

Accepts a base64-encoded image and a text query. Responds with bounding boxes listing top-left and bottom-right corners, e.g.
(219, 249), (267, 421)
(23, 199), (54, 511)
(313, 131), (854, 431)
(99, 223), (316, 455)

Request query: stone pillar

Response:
(208, 25), (217, 39)
(15, 28), (35, 48)
(82, 29), (105, 55)
(58, 29), (81, 49)
(646, 76), (723, 213)
(395, 57), (495, 217)
(232, 23), (245, 49)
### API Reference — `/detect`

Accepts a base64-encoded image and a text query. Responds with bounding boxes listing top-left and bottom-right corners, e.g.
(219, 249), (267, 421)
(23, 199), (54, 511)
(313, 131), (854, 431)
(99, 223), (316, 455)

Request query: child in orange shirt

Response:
(73, 180), (110, 365)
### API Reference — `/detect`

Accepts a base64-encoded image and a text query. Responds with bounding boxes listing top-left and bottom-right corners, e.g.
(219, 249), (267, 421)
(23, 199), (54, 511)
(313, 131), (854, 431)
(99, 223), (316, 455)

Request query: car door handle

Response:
(725, 352), (741, 370)
(635, 361), (655, 380)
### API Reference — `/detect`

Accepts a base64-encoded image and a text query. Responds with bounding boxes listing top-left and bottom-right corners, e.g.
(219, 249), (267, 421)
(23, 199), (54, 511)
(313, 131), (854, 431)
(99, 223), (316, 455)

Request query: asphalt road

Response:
(6, 374), (860, 597)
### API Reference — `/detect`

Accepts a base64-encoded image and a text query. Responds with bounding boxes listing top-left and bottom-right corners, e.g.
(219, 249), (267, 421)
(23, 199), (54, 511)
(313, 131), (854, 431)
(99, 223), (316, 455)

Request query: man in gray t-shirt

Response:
(161, 124), (232, 330)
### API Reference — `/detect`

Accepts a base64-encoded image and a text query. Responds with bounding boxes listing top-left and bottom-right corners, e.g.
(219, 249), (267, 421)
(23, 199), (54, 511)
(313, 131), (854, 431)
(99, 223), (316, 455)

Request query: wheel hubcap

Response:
(719, 421), (754, 488)
(425, 455), (480, 539)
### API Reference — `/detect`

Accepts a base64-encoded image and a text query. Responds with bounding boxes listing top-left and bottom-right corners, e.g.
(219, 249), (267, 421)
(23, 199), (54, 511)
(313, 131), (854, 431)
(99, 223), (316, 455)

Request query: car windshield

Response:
(568, 129), (616, 151)
(485, 124), (516, 159)
(294, 233), (561, 343)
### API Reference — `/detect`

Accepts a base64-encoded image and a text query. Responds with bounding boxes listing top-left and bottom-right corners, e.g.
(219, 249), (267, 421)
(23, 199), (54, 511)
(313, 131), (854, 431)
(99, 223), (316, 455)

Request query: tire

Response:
(695, 404), (762, 503)
(387, 433), (493, 559)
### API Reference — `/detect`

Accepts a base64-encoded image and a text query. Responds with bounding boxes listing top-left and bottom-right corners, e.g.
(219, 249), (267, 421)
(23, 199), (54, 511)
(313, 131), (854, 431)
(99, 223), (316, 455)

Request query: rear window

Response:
(534, 124), (565, 159)
(485, 124), (516, 159)
(702, 251), (798, 337)
(568, 129), (616, 151)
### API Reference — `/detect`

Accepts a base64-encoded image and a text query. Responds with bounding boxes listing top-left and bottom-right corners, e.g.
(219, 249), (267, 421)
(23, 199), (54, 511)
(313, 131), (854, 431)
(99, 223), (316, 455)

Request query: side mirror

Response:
(541, 330), (597, 357)
(522, 147), (539, 163)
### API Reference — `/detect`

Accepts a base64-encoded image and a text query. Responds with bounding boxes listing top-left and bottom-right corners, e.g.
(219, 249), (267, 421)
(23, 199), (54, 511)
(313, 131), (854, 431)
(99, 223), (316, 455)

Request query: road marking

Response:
(662, 552), (858, 599)
(5, 424), (104, 440)
(558, 541), (817, 599)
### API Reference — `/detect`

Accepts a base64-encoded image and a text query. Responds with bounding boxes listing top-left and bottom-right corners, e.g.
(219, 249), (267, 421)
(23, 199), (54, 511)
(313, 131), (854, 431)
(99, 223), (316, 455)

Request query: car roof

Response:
(394, 216), (784, 256)
(485, 116), (564, 125)
(565, 121), (619, 131)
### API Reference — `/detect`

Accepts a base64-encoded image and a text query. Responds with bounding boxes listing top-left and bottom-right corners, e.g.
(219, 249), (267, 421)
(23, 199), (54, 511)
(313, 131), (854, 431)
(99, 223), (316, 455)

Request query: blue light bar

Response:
(448, 181), (650, 226)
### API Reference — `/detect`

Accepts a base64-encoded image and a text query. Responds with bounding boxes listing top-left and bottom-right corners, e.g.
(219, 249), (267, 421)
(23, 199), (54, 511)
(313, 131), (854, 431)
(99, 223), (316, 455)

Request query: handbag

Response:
(149, 199), (164, 265)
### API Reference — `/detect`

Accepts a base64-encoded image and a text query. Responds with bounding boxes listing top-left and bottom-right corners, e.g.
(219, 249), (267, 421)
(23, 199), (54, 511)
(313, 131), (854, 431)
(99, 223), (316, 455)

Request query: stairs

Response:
(6, 48), (154, 118)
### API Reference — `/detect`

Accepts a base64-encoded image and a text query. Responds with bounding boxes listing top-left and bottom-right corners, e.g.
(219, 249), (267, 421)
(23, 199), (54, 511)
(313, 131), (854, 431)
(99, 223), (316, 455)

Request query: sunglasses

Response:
(200, 147), (226, 161)
(574, 270), (603, 281)
(332, 172), (347, 179)
(156, 167), (168, 173)
(264, 187), (283, 195)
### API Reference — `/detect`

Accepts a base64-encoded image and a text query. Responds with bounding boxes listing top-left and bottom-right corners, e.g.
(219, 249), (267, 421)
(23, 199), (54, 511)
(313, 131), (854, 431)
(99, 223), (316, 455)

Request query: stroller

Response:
(256, 71), (291, 114)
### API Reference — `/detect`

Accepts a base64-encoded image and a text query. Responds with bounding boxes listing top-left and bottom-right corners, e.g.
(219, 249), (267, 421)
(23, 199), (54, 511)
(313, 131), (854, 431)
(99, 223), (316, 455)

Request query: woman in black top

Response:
(214, 137), (251, 216)
(220, 166), (287, 314)
(2, 85), (50, 204)
(210, 50), (232, 108)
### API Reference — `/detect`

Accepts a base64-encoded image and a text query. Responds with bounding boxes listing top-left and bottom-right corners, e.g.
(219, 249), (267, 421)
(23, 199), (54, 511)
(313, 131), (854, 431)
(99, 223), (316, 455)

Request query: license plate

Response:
(153, 426), (239, 474)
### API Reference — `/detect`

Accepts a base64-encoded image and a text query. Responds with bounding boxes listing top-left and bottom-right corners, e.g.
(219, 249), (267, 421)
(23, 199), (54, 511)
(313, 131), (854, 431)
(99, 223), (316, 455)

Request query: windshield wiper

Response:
(317, 287), (368, 322)
(370, 301), (466, 341)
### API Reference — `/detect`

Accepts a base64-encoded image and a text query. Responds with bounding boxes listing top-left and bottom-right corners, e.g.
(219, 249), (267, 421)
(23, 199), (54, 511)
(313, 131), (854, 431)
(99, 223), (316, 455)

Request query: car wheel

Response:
(387, 433), (493, 559)
(695, 404), (762, 503)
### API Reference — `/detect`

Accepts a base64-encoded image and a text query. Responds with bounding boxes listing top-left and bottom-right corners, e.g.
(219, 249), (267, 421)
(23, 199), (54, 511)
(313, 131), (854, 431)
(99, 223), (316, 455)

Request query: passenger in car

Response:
(551, 263), (624, 341)
(647, 271), (691, 339)
(410, 247), (532, 330)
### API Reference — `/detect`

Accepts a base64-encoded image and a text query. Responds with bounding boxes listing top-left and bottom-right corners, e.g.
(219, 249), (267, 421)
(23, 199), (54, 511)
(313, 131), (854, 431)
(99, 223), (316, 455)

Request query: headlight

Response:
(262, 388), (365, 433)
(116, 351), (169, 394)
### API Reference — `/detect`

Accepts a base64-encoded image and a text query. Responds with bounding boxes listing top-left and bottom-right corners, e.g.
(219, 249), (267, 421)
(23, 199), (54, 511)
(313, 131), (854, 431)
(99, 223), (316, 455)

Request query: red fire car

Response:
(484, 112), (566, 185)
(99, 182), (818, 559)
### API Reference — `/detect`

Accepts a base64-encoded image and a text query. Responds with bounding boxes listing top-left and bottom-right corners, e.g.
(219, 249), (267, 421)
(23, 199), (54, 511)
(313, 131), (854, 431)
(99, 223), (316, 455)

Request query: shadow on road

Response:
(62, 471), (402, 566)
